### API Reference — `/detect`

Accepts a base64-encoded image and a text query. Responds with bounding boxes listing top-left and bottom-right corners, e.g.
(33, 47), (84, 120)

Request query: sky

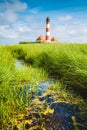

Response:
(0, 0), (87, 44)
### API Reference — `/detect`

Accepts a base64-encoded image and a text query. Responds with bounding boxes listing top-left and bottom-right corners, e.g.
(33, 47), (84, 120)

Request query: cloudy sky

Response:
(0, 0), (87, 44)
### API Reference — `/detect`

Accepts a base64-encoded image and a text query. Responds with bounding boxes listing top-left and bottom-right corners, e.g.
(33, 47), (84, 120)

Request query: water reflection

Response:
(19, 81), (87, 130)
(14, 60), (87, 130)
(15, 60), (23, 69)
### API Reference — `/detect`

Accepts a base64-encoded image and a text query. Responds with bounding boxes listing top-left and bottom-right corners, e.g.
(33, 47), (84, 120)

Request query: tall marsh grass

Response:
(0, 43), (87, 129)
(0, 46), (48, 129)
(10, 44), (87, 90)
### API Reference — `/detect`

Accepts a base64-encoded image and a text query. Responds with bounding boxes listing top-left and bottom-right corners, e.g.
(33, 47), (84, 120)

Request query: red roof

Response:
(36, 35), (45, 42)
(51, 37), (59, 42)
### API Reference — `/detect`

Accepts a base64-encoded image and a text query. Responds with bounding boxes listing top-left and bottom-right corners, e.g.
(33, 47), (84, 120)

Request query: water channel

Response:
(14, 60), (87, 130)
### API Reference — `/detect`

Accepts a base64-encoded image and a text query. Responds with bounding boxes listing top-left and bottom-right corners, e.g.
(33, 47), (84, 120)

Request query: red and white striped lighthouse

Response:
(46, 17), (50, 42)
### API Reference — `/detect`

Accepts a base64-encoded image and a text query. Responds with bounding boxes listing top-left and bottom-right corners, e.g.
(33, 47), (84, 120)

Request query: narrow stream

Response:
(15, 60), (25, 70)
(14, 60), (87, 130)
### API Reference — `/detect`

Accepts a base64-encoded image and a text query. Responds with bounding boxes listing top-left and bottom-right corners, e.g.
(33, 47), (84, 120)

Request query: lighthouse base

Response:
(46, 40), (51, 43)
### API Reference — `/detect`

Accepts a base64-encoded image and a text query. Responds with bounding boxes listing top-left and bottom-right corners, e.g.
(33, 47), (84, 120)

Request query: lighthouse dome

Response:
(46, 17), (50, 21)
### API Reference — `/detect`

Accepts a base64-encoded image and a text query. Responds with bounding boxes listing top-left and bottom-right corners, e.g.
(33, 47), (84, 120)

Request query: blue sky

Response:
(0, 0), (87, 44)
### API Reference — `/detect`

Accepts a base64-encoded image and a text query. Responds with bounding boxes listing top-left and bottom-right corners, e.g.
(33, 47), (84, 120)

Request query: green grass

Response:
(0, 45), (48, 129)
(0, 43), (87, 129)
(10, 44), (87, 90)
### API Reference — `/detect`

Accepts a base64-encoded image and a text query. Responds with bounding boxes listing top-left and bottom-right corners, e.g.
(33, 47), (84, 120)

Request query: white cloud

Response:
(0, 0), (27, 12)
(58, 15), (73, 22)
(0, 10), (18, 24)
(51, 19), (87, 43)
(17, 26), (31, 32)
(0, 25), (19, 38)
(83, 28), (87, 33)
(0, 21), (39, 41)
(0, 15), (46, 44)
(0, 0), (28, 25)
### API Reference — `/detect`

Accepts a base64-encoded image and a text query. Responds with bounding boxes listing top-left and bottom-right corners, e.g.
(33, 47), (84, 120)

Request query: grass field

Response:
(0, 45), (48, 129)
(10, 44), (87, 90)
(0, 43), (87, 129)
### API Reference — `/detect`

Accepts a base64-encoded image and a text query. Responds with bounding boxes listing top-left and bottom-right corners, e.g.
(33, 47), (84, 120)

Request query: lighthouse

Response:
(36, 17), (59, 43)
(46, 17), (50, 42)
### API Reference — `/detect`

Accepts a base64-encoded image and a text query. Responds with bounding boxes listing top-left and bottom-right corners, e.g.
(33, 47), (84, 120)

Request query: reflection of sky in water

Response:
(15, 61), (87, 130)
(33, 81), (87, 130)
(23, 81), (86, 130)
(15, 60), (23, 69)
(37, 81), (87, 130)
